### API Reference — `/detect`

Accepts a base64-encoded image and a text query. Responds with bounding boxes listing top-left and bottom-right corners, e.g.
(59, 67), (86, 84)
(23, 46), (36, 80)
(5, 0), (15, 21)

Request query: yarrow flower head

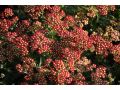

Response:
(90, 34), (113, 56)
(110, 44), (120, 63)
(31, 30), (53, 54)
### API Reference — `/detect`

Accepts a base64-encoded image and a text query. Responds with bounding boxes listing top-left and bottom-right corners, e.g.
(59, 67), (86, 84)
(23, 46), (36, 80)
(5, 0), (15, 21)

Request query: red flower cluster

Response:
(31, 30), (53, 54)
(110, 44), (120, 63)
(24, 6), (47, 20)
(3, 8), (14, 17)
(90, 35), (113, 56)
(96, 5), (116, 16)
(6, 32), (29, 56)
(91, 66), (108, 85)
(48, 60), (70, 84)
(73, 73), (87, 85)
(0, 5), (119, 85)
(96, 5), (109, 15)
(95, 66), (107, 78)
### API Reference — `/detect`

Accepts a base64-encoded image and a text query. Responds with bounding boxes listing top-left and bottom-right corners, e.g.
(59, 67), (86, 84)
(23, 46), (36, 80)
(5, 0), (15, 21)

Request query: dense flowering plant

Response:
(0, 5), (120, 85)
